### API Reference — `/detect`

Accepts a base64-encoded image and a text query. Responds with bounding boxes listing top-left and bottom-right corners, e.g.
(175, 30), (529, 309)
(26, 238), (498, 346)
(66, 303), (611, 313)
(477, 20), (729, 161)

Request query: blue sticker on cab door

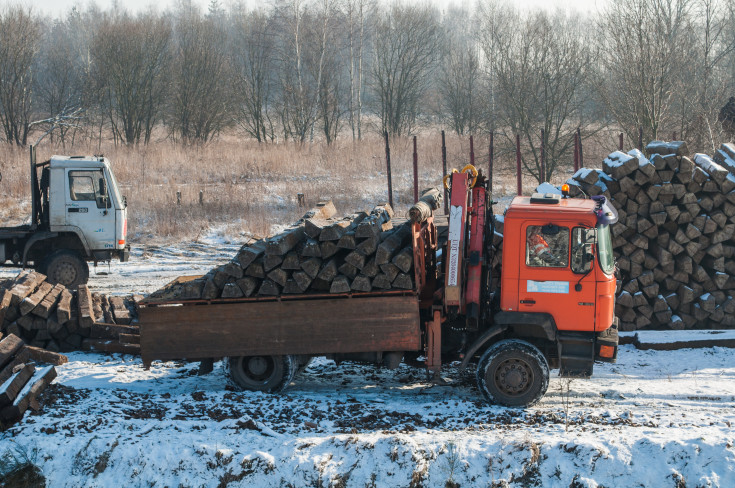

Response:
(527, 280), (569, 294)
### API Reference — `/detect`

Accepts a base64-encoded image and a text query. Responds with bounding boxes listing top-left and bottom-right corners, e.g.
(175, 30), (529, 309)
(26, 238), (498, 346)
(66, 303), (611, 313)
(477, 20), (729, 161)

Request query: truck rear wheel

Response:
(476, 339), (549, 407)
(227, 355), (296, 393)
(42, 250), (89, 289)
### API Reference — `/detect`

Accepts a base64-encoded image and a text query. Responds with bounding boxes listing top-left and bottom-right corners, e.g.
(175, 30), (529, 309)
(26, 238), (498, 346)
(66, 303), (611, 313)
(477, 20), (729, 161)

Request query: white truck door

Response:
(65, 169), (116, 250)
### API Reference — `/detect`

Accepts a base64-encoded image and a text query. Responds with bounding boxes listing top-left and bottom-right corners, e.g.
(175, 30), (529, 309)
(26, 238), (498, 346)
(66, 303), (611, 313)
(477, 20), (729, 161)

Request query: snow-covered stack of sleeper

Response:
(0, 271), (140, 354)
(0, 332), (59, 427)
(563, 141), (735, 331)
(149, 200), (420, 301)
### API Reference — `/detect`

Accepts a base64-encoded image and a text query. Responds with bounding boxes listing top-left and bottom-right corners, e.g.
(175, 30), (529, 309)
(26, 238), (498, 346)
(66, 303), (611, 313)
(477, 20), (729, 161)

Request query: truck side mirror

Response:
(99, 177), (107, 197)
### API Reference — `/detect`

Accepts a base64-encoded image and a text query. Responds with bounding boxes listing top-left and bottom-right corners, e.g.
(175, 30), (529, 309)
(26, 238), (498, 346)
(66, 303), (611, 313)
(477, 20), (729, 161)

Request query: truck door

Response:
(65, 169), (116, 251)
(517, 223), (596, 331)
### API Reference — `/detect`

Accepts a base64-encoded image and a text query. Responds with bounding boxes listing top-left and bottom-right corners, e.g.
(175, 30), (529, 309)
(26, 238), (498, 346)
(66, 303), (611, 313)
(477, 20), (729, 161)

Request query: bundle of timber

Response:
(0, 333), (60, 428)
(564, 141), (735, 331)
(0, 271), (140, 354)
(148, 197), (439, 302)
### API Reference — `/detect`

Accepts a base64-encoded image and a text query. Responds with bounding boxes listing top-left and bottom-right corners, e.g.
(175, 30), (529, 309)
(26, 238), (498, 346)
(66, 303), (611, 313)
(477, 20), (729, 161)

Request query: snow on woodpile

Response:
(556, 141), (735, 331)
(146, 197), (433, 302)
(0, 271), (140, 354)
(0, 333), (59, 428)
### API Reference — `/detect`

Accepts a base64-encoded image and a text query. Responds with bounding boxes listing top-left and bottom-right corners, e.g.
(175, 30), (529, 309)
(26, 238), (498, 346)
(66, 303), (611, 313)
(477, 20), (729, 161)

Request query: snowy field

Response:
(2, 239), (735, 487)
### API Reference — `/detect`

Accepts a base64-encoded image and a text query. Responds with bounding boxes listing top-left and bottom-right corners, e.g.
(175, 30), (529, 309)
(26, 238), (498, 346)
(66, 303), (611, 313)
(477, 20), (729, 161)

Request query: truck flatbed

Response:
(139, 278), (421, 367)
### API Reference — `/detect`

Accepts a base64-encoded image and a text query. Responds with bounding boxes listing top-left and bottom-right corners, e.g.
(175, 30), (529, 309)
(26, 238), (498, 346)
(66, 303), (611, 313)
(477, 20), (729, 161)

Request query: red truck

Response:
(139, 167), (619, 407)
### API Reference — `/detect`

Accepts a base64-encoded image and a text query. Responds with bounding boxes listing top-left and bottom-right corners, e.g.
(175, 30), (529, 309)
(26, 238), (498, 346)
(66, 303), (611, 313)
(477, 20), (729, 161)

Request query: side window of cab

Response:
(526, 224), (569, 268)
(69, 170), (109, 209)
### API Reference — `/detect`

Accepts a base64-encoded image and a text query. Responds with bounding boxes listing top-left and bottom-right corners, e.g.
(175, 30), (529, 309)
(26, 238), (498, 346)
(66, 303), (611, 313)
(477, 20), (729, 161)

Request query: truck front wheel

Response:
(42, 250), (89, 289)
(227, 355), (296, 393)
(476, 339), (549, 407)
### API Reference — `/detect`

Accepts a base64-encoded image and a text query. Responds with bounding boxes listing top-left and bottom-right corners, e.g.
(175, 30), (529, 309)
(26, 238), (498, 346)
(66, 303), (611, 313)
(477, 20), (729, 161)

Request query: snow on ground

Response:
(2, 240), (735, 487)
(3, 345), (735, 487)
(0, 230), (241, 297)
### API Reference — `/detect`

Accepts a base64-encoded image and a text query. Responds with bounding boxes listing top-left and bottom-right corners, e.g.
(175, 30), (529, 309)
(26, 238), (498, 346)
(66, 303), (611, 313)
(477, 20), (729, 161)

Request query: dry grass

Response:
(0, 129), (623, 244)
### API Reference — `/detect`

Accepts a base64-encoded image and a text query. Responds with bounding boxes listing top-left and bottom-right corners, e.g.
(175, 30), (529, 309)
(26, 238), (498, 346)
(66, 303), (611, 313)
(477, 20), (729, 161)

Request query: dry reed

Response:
(0, 129), (621, 244)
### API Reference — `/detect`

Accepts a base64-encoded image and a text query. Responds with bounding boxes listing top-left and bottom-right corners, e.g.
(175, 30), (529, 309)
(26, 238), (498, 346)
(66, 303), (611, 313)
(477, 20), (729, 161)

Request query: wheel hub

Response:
(55, 262), (77, 286)
(245, 356), (273, 380)
(495, 358), (533, 396)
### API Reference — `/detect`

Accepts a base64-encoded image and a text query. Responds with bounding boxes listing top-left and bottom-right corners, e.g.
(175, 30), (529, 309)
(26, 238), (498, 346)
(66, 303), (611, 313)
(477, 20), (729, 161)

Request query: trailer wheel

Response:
(227, 355), (296, 393)
(476, 339), (549, 407)
(42, 250), (89, 289)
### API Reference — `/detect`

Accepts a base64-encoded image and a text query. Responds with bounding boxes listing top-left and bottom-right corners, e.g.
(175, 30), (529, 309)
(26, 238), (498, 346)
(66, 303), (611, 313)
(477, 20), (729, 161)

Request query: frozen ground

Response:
(0, 229), (242, 297)
(1, 236), (735, 487)
(3, 345), (735, 487)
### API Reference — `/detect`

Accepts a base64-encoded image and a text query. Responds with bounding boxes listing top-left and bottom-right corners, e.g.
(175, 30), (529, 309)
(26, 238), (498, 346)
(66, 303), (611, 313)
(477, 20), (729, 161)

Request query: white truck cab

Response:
(0, 151), (129, 288)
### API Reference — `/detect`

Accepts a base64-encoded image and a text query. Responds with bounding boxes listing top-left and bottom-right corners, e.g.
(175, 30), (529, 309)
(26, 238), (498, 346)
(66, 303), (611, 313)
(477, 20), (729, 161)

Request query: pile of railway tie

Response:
(149, 189), (443, 301)
(563, 140), (735, 331)
(0, 271), (140, 354)
(0, 332), (59, 427)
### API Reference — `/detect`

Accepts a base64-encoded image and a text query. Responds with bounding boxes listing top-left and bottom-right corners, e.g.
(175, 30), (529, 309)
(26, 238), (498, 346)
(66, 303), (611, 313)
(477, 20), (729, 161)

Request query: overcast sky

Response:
(22, 0), (606, 18)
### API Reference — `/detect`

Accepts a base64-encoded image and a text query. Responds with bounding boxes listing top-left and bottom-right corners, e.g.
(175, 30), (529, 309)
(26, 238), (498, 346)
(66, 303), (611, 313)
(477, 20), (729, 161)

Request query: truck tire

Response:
(227, 355), (296, 393)
(42, 250), (89, 289)
(476, 339), (549, 407)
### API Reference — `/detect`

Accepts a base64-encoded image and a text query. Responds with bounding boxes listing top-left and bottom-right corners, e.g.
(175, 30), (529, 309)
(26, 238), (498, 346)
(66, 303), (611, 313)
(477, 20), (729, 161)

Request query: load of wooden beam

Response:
(0, 271), (140, 354)
(148, 199), (420, 301)
(0, 333), (60, 427)
(563, 141), (735, 331)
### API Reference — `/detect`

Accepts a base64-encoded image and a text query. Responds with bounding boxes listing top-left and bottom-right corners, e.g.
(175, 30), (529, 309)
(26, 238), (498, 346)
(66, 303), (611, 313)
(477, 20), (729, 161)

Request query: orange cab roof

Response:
(507, 196), (599, 221)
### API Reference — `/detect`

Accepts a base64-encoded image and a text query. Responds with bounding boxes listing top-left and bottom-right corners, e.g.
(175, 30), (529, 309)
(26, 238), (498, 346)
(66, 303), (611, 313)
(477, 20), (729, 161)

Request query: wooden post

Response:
(638, 127), (643, 150)
(573, 132), (579, 173)
(469, 135), (475, 167)
(412, 136), (418, 203)
(441, 130), (448, 215)
(619, 132), (624, 151)
(199, 189), (204, 206)
(577, 127), (583, 168)
(488, 132), (494, 195)
(540, 129), (545, 183)
(516, 134), (522, 196)
(384, 131), (394, 209)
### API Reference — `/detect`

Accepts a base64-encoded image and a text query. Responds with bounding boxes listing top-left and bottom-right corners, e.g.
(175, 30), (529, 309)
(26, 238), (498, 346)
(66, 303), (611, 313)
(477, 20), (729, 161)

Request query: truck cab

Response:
(500, 193), (617, 335)
(0, 152), (129, 288)
(442, 172), (619, 407)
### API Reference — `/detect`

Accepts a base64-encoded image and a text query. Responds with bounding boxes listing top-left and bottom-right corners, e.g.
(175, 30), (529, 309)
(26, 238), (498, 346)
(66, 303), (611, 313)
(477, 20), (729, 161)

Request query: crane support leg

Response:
(426, 308), (442, 374)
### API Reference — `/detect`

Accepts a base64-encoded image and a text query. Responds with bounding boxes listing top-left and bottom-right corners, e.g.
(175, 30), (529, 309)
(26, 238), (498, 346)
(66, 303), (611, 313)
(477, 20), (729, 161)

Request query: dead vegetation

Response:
(0, 131), (620, 244)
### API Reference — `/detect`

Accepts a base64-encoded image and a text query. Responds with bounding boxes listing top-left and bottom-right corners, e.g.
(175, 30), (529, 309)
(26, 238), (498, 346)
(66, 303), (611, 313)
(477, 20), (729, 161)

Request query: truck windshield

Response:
(597, 224), (615, 275)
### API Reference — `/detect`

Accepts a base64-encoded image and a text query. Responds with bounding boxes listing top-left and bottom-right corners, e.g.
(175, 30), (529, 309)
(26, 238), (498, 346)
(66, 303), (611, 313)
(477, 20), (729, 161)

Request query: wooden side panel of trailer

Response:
(139, 294), (421, 366)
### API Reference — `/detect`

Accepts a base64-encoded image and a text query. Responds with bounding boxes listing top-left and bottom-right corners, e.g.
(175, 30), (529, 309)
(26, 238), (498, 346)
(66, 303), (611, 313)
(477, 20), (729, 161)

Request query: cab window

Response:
(571, 227), (595, 274)
(526, 225), (569, 268)
(69, 170), (109, 209)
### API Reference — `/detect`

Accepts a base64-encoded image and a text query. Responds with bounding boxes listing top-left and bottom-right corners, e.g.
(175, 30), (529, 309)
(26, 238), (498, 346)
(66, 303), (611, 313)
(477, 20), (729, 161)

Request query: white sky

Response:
(21, 0), (606, 18)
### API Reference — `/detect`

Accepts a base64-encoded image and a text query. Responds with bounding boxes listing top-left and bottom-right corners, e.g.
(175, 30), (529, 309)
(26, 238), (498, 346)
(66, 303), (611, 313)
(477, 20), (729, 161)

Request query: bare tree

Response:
(371, 4), (440, 136)
(439, 6), (482, 135)
(275, 0), (314, 142)
(0, 7), (40, 146)
(483, 8), (593, 182)
(344, 0), (374, 140)
(676, 0), (735, 151)
(169, 4), (232, 143)
(34, 7), (92, 146)
(596, 0), (695, 145)
(231, 8), (276, 143)
(90, 11), (171, 145)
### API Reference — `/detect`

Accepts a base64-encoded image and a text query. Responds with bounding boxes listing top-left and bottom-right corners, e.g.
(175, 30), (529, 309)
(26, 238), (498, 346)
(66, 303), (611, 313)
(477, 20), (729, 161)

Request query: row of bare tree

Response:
(2, 0), (735, 182)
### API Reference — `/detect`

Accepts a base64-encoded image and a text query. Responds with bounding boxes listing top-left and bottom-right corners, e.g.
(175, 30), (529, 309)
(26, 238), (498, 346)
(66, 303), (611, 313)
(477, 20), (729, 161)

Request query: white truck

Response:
(0, 147), (129, 288)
